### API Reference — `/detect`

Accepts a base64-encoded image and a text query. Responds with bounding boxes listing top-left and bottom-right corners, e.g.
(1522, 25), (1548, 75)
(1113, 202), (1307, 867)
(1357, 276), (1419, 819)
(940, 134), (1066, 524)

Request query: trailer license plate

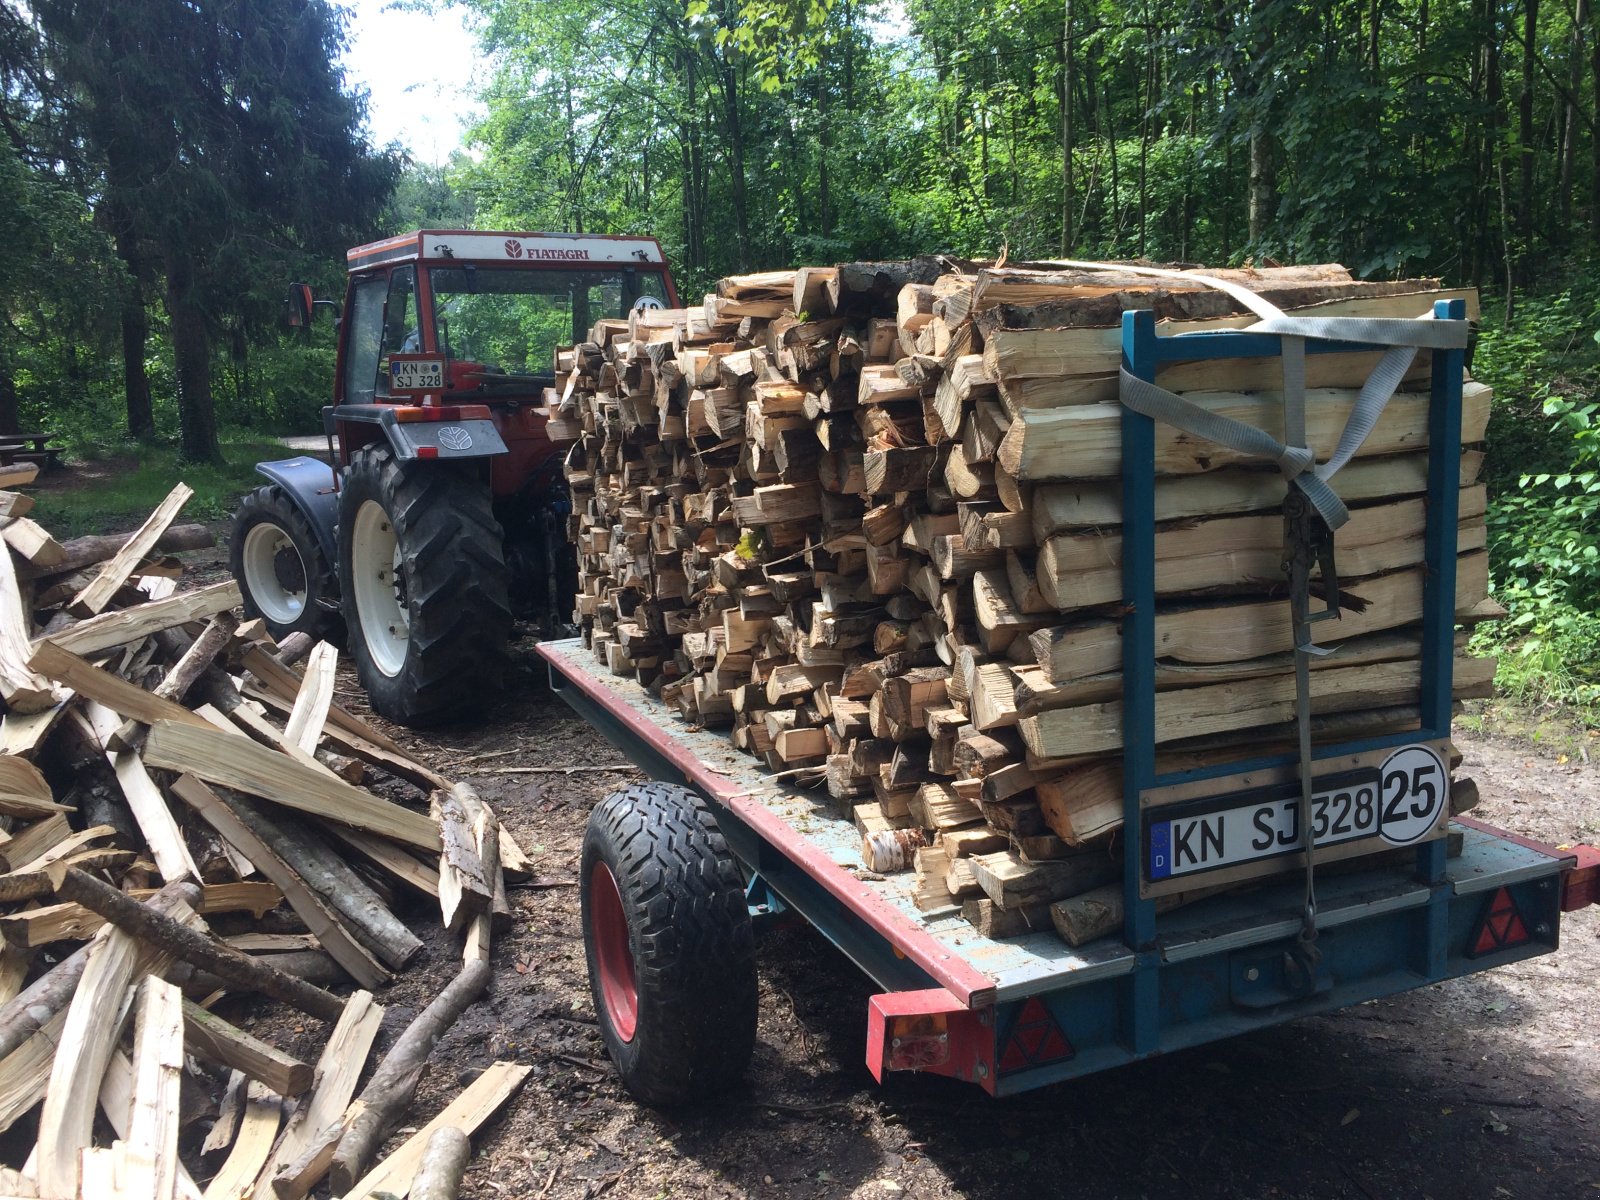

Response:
(1147, 744), (1448, 883)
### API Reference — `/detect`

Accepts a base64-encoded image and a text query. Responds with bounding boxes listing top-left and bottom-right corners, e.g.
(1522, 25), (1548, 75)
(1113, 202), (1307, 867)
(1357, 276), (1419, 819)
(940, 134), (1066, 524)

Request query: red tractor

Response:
(229, 230), (679, 726)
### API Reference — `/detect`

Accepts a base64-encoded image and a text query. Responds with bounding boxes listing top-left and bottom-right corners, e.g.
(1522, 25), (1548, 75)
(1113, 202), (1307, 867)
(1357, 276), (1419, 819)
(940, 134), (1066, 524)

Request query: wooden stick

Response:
(52, 868), (346, 1022)
(68, 481), (193, 616)
(112, 750), (200, 883)
(338, 1062), (531, 1200)
(410, 1127), (472, 1200)
(328, 958), (494, 1193)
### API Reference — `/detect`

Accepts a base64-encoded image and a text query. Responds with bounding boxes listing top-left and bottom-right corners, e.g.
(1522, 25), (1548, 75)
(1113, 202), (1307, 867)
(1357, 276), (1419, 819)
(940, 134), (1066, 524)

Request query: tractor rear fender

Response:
(328, 403), (509, 465)
(254, 456), (340, 566)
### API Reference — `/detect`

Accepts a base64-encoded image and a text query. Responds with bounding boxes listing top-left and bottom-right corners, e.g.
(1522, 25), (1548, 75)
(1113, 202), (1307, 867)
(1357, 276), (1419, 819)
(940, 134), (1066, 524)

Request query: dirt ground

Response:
(151, 517), (1599, 1200)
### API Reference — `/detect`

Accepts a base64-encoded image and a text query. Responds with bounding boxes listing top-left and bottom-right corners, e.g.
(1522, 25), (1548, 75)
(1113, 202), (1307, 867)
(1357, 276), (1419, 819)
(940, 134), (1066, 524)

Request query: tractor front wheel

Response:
(230, 485), (341, 643)
(337, 446), (511, 727)
(580, 783), (758, 1107)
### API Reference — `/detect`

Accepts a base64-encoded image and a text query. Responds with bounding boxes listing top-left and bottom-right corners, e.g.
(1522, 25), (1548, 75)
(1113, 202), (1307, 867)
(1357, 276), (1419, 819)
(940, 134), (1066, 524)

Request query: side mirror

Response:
(286, 282), (316, 329)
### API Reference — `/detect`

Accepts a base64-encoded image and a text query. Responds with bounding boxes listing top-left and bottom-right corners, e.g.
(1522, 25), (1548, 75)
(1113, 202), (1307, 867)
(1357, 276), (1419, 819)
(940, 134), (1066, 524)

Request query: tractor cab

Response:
(336, 230), (679, 409)
(231, 230), (679, 728)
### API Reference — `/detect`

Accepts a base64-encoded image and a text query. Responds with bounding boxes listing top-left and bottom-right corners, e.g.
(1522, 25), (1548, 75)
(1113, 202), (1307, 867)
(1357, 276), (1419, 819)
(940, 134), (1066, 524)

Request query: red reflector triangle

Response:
(1469, 887), (1532, 957)
(997, 997), (1075, 1075)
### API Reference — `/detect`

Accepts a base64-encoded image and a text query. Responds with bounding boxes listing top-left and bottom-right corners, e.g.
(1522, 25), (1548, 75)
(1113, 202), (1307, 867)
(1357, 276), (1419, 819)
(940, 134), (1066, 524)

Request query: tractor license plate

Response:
(389, 356), (445, 391)
(1145, 743), (1448, 887)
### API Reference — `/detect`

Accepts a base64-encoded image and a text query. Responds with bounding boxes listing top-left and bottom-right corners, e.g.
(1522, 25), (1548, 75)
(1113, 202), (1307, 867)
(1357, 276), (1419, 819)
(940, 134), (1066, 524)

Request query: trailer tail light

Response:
(1560, 844), (1600, 911)
(997, 996), (1074, 1075)
(866, 989), (992, 1091)
(886, 1011), (949, 1072)
(1467, 887), (1532, 958)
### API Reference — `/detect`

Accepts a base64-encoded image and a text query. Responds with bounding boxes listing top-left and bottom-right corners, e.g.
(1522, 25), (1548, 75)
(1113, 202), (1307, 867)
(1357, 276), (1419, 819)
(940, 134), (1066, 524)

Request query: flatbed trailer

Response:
(541, 636), (1597, 1097)
(539, 298), (1600, 1102)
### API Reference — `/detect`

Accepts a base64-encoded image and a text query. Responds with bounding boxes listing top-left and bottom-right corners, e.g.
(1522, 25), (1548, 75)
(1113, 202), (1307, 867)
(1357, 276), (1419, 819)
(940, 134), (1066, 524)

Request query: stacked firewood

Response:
(0, 482), (525, 1200)
(549, 259), (1492, 948)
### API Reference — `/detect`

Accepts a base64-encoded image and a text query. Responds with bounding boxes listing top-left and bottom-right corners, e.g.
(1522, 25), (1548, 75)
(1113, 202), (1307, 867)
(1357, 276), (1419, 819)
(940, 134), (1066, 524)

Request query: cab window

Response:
(375, 267), (418, 397)
(342, 274), (388, 405)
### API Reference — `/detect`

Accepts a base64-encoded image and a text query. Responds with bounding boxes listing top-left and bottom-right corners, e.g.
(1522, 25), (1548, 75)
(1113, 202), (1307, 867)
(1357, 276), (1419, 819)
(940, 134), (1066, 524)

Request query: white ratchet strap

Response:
(1044, 260), (1471, 529)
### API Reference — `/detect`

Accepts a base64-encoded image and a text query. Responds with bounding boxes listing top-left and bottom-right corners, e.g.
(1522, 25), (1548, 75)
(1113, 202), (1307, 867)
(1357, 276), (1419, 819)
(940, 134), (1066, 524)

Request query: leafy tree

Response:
(30, 0), (400, 463)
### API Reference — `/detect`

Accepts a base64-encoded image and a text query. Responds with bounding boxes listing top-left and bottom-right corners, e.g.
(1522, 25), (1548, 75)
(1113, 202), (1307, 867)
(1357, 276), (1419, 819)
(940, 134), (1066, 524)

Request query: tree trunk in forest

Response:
(0, 363), (17, 436)
(1248, 130), (1274, 245)
(1560, 0), (1586, 226)
(120, 300), (153, 440)
(1061, 0), (1074, 254)
(1590, 4), (1600, 241)
(164, 256), (222, 467)
(717, 58), (751, 269)
(1517, 0), (1538, 278)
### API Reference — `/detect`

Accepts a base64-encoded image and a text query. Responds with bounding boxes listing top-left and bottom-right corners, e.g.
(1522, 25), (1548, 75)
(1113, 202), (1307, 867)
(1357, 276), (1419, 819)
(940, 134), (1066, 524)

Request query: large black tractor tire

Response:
(336, 445), (511, 728)
(230, 484), (342, 643)
(581, 783), (758, 1107)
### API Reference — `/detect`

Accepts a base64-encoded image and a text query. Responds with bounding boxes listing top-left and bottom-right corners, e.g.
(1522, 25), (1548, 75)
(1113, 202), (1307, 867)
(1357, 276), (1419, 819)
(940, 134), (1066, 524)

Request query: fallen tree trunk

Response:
(19, 522), (214, 580)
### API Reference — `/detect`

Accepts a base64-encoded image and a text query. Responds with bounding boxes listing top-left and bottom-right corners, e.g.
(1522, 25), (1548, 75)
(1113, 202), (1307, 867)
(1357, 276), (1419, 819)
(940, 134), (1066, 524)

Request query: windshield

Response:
(427, 266), (669, 378)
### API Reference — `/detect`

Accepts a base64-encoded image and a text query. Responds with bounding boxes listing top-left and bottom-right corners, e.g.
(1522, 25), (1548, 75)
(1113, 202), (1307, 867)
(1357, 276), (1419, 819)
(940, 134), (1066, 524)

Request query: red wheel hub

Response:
(589, 860), (638, 1042)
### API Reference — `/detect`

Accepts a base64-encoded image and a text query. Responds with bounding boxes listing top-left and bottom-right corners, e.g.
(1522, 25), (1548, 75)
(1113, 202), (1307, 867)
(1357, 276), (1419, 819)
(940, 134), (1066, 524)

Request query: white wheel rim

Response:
(241, 522), (307, 625)
(351, 499), (409, 678)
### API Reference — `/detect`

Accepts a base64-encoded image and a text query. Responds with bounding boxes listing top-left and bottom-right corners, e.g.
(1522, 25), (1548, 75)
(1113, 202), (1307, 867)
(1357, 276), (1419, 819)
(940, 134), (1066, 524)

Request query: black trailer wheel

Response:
(337, 445), (511, 727)
(230, 484), (341, 643)
(581, 783), (758, 1107)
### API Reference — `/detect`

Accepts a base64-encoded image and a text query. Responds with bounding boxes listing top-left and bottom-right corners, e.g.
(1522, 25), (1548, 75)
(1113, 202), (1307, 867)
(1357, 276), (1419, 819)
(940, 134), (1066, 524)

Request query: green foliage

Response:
(27, 434), (286, 537)
(1471, 290), (1600, 715)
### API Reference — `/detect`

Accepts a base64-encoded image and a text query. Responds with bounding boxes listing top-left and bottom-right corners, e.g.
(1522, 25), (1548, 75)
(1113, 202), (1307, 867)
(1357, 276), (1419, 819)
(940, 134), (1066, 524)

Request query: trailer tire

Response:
(230, 484), (342, 643)
(581, 783), (757, 1107)
(337, 445), (511, 727)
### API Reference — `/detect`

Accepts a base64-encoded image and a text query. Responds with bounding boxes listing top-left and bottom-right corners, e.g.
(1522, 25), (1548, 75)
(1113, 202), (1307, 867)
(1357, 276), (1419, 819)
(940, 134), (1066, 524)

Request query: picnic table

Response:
(0, 433), (62, 471)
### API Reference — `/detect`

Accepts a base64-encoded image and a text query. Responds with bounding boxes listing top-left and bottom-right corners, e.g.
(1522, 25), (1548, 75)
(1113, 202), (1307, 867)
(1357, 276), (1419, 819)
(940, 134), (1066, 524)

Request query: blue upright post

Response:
(1415, 297), (1467, 899)
(1120, 310), (1160, 1053)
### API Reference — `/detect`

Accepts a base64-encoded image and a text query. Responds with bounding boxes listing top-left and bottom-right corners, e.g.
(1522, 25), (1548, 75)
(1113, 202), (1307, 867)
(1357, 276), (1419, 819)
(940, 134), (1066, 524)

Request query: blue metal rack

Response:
(1117, 297), (1470, 1051)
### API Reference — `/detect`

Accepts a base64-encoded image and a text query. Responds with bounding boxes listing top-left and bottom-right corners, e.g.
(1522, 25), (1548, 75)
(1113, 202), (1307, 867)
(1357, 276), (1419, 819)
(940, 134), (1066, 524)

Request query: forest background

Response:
(2, 0), (1597, 709)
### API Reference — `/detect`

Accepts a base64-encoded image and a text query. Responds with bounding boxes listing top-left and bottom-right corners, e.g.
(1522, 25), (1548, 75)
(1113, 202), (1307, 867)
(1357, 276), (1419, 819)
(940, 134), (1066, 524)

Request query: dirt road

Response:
(336, 642), (1600, 1200)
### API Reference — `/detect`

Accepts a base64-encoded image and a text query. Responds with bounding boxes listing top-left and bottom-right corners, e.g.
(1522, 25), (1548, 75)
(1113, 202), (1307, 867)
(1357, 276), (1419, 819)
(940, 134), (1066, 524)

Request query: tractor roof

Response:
(348, 229), (669, 272)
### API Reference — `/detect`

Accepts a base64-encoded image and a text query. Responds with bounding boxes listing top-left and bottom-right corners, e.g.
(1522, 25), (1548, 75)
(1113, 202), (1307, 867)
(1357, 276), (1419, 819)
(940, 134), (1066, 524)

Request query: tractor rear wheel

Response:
(230, 485), (341, 643)
(337, 445), (511, 727)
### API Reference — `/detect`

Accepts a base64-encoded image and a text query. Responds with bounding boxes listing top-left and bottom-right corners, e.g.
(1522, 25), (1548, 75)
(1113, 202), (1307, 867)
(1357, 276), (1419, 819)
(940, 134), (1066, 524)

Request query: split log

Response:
(40, 580), (242, 658)
(35, 882), (198, 1199)
(432, 787), (490, 931)
(0, 537), (56, 714)
(0, 941), (89, 1061)
(200, 1079), (281, 1200)
(328, 957), (494, 1193)
(181, 997), (313, 1096)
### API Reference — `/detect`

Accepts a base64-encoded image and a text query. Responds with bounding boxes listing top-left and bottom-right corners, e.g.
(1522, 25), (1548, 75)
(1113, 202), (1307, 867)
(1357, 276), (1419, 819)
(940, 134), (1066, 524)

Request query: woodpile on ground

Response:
(550, 258), (1494, 947)
(0, 482), (528, 1199)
